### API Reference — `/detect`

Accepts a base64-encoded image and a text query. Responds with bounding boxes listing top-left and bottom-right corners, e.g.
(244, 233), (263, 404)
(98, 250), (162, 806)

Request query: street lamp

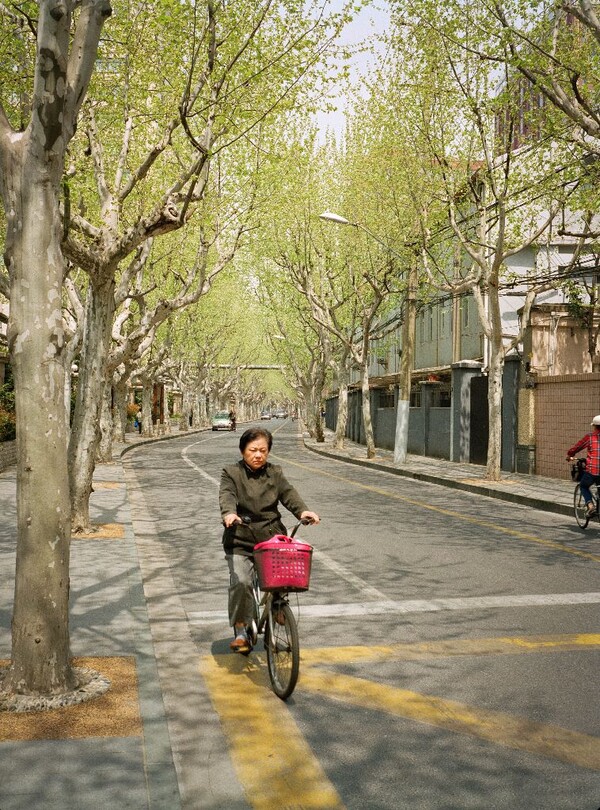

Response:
(319, 211), (405, 257)
(318, 210), (417, 465)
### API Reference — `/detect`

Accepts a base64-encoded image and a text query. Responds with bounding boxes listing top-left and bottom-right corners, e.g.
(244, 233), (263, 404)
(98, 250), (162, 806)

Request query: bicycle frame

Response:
(240, 517), (310, 699)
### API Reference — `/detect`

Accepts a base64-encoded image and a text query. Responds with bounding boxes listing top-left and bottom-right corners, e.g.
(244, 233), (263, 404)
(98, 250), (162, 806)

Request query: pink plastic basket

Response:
(254, 534), (313, 592)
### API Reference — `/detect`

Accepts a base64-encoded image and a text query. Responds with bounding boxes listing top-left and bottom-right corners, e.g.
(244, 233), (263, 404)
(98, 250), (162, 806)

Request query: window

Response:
(379, 390), (395, 409)
(427, 307), (434, 341)
(439, 300), (450, 337)
(462, 298), (470, 329)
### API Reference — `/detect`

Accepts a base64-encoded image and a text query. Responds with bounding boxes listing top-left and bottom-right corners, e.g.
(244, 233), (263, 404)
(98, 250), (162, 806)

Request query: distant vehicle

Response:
(211, 411), (233, 431)
(260, 410), (272, 420)
(272, 408), (288, 419)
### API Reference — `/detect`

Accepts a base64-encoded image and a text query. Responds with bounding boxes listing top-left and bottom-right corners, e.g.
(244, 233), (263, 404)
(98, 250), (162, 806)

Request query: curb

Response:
(304, 440), (574, 518)
(119, 427), (208, 457)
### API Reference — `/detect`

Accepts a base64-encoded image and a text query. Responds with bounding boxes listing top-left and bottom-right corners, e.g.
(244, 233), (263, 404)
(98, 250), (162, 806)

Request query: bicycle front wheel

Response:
(265, 601), (299, 700)
(574, 484), (590, 529)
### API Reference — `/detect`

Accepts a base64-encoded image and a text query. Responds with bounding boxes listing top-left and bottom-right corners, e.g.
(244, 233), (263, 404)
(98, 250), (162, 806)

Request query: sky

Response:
(315, 0), (390, 140)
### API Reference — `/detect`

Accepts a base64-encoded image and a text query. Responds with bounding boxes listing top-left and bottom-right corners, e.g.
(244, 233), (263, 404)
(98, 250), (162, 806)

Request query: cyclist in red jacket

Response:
(567, 415), (600, 516)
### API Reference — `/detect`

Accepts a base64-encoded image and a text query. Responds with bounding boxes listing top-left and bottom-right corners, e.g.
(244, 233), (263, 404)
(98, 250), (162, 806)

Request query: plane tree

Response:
(57, 0), (352, 529)
(253, 124), (406, 455)
(374, 4), (583, 478)
(0, 0), (353, 702)
(0, 0), (112, 700)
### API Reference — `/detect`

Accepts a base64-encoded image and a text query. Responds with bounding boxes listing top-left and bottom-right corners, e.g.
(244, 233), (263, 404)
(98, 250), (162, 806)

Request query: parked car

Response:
(260, 410), (272, 420)
(211, 411), (233, 431)
(272, 408), (288, 419)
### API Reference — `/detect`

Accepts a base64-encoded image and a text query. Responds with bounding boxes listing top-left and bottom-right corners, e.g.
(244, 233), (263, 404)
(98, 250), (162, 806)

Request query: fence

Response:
(325, 357), (520, 472)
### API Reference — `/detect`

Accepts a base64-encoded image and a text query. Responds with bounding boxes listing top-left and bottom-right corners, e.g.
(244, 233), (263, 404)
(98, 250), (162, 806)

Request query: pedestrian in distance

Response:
(566, 414), (600, 517)
(219, 427), (319, 653)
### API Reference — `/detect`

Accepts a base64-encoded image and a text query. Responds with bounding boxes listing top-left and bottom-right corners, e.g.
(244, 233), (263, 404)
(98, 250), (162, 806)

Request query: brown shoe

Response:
(230, 630), (251, 653)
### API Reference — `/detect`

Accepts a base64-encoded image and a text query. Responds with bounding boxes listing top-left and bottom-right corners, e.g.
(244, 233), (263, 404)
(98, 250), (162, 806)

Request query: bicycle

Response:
(572, 458), (600, 528)
(238, 517), (314, 700)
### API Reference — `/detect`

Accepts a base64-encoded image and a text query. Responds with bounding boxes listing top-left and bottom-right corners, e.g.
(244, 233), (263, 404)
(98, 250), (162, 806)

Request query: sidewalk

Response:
(0, 428), (204, 810)
(0, 425), (577, 810)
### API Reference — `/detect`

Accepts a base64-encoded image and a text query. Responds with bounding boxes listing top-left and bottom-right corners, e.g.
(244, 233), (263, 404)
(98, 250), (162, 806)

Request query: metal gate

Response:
(470, 375), (488, 465)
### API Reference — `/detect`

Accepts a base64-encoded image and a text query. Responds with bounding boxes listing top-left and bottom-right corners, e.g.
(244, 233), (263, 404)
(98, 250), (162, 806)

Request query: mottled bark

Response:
(360, 360), (376, 459)
(0, 0), (112, 696)
(6, 159), (74, 694)
(141, 380), (153, 436)
(97, 385), (113, 461)
(68, 276), (116, 532)
(111, 376), (130, 444)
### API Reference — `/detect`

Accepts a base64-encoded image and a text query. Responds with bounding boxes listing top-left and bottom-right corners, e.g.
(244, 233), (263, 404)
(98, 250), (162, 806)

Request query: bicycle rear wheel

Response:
(574, 484), (590, 528)
(265, 601), (299, 700)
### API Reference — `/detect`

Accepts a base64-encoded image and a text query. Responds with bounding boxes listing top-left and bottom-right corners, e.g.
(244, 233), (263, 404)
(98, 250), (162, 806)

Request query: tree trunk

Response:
(179, 387), (192, 432)
(394, 259), (417, 465)
(486, 350), (504, 482)
(333, 360), (350, 450)
(6, 162), (74, 694)
(97, 385), (114, 462)
(0, 0), (112, 698)
(361, 363), (376, 458)
(141, 381), (153, 436)
(112, 375), (129, 444)
(198, 393), (207, 426)
(68, 277), (116, 532)
(192, 394), (200, 428)
(302, 383), (319, 438)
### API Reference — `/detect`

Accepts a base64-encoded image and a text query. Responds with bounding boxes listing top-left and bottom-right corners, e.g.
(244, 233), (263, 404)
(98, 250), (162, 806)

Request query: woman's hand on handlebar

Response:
(300, 510), (320, 525)
(223, 513), (242, 528)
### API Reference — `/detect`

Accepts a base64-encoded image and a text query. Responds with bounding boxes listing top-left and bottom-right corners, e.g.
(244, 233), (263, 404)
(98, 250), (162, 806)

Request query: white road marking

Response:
(187, 591), (600, 624)
(181, 440), (220, 485)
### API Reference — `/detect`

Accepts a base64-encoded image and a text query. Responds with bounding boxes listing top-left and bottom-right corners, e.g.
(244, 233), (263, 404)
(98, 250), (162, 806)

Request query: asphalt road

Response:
(124, 420), (600, 810)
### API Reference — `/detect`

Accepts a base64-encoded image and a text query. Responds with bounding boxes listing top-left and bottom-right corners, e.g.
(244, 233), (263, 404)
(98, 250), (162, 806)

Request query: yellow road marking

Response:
(298, 668), (600, 771)
(272, 453), (600, 563)
(200, 653), (344, 809)
(301, 633), (600, 666)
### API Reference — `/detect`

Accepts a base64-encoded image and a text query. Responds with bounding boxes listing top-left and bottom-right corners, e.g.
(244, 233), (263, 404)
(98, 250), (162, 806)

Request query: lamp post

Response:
(318, 210), (417, 465)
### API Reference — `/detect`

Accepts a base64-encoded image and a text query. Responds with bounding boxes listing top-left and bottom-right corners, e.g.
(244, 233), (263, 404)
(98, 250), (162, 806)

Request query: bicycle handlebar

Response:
(233, 514), (316, 536)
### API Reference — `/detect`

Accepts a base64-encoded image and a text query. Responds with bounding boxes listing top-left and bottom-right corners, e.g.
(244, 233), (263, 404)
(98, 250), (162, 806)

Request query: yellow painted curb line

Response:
(200, 653), (344, 809)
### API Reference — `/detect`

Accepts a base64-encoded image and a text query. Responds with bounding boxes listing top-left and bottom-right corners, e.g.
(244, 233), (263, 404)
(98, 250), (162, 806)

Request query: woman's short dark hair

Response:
(239, 427), (273, 452)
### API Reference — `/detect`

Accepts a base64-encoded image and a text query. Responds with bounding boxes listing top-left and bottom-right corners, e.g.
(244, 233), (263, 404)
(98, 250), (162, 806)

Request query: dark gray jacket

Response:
(219, 460), (308, 554)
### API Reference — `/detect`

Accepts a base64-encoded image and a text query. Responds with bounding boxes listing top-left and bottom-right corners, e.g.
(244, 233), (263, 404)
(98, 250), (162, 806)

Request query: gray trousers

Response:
(226, 552), (255, 627)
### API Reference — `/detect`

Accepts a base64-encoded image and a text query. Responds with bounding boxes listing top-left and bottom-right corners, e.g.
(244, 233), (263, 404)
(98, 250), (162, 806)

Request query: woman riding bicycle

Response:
(219, 427), (319, 653)
(567, 414), (600, 517)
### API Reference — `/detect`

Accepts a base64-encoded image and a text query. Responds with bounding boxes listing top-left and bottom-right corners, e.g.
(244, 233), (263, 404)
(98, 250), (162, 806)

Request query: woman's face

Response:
(242, 437), (270, 470)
